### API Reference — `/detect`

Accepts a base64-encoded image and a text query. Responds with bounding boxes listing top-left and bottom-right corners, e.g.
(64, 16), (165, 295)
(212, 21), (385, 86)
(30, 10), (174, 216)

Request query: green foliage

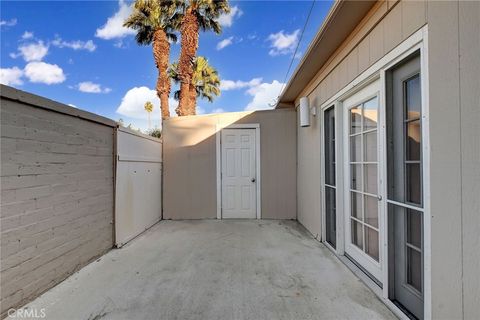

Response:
(144, 101), (154, 113)
(169, 56), (221, 102)
(173, 0), (230, 34)
(148, 128), (162, 138)
(123, 0), (180, 45)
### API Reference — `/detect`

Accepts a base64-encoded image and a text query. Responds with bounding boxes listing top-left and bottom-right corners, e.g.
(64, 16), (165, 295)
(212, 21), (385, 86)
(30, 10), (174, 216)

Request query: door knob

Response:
(377, 195), (382, 201)
(251, 178), (256, 183)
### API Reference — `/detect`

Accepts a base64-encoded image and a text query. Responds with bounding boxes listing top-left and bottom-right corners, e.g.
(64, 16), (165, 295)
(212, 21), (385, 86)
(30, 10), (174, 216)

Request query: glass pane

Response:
(364, 164), (377, 194)
(350, 106), (362, 134)
(351, 220), (363, 250)
(405, 75), (421, 120)
(351, 192), (362, 220)
(350, 135), (361, 162)
(325, 186), (336, 248)
(365, 226), (379, 261)
(364, 131), (377, 162)
(407, 120), (421, 161)
(324, 107), (336, 186)
(407, 247), (422, 292)
(363, 97), (378, 130)
(407, 209), (422, 248)
(364, 195), (378, 228)
(406, 163), (422, 204)
(350, 164), (362, 191)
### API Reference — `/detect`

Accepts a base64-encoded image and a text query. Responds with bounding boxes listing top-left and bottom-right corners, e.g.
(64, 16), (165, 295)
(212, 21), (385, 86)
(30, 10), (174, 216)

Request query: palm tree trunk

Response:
(189, 83), (196, 112)
(153, 29), (171, 120)
(148, 113), (151, 129)
(177, 7), (199, 116)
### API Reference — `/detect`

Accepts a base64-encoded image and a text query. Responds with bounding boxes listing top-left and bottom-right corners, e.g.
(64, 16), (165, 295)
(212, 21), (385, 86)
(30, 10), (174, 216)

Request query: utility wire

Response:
(277, 0), (316, 105)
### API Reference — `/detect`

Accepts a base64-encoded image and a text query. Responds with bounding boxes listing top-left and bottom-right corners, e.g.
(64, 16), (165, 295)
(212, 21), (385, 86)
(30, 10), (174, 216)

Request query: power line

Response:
(277, 0), (316, 105)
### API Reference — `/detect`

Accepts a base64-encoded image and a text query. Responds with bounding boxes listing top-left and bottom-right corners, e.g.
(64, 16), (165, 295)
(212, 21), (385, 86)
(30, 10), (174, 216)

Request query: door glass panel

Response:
(406, 163), (421, 204)
(363, 97), (378, 130)
(364, 195), (378, 228)
(350, 106), (362, 134)
(325, 186), (336, 248)
(407, 209), (422, 248)
(350, 135), (361, 162)
(351, 220), (363, 249)
(324, 106), (336, 249)
(407, 120), (421, 161)
(351, 164), (362, 190)
(364, 164), (377, 194)
(364, 131), (377, 162)
(348, 93), (380, 267)
(351, 192), (362, 220)
(407, 247), (422, 292)
(365, 226), (379, 261)
(405, 75), (421, 120)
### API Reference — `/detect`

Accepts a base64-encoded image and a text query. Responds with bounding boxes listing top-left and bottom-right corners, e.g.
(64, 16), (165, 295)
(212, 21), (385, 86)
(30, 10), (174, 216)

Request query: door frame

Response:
(317, 25), (430, 319)
(216, 123), (261, 219)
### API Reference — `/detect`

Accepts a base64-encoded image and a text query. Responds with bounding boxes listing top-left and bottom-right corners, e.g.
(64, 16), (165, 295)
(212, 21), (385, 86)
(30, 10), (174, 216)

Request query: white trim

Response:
(215, 123), (261, 220)
(420, 26), (431, 320)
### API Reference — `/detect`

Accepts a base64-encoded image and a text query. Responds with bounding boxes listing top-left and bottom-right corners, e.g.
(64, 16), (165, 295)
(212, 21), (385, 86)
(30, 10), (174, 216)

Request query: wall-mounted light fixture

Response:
(299, 96), (310, 127)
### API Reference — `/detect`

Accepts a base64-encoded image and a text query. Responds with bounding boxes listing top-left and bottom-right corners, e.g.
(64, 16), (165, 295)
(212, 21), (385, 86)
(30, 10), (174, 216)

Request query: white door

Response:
(343, 79), (383, 281)
(221, 128), (257, 219)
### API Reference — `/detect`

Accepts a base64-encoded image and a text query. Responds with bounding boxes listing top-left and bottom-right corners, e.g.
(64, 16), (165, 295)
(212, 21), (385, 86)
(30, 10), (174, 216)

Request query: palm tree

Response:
(169, 56), (220, 111)
(144, 101), (154, 129)
(124, 0), (179, 120)
(173, 0), (229, 116)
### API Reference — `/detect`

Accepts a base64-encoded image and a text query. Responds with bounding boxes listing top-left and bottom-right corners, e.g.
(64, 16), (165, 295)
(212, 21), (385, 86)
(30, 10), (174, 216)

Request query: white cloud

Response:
(216, 37), (233, 50)
(220, 77), (262, 91)
(116, 86), (177, 120)
(95, 0), (135, 40)
(0, 19), (17, 27)
(52, 37), (96, 52)
(77, 81), (111, 93)
(0, 67), (24, 86)
(211, 108), (225, 114)
(244, 80), (284, 111)
(21, 31), (34, 39)
(24, 62), (66, 84)
(218, 6), (243, 27)
(267, 29), (300, 56)
(12, 41), (49, 62)
(68, 104), (77, 108)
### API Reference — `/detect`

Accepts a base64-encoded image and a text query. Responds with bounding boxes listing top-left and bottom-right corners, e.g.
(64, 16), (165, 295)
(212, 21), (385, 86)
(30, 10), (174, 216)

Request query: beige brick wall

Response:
(0, 87), (115, 316)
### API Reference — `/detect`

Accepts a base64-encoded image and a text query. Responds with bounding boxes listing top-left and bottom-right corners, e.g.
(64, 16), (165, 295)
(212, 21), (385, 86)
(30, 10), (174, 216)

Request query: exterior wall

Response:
(292, 0), (479, 318)
(295, 0), (428, 242)
(0, 86), (115, 316)
(163, 109), (296, 220)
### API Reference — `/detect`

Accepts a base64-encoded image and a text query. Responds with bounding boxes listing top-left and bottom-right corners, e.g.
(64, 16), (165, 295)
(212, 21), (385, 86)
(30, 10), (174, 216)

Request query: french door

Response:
(343, 79), (383, 282)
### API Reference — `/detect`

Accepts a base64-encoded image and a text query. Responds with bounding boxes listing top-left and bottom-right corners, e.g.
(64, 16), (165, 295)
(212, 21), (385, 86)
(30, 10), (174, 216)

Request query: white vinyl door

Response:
(221, 128), (257, 219)
(343, 79), (383, 282)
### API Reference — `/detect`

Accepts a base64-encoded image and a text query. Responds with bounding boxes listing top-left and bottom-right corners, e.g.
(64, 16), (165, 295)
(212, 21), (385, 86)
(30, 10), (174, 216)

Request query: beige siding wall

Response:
(163, 109), (296, 220)
(293, 0), (479, 318)
(296, 0), (428, 242)
(0, 87), (115, 316)
(458, 2), (480, 318)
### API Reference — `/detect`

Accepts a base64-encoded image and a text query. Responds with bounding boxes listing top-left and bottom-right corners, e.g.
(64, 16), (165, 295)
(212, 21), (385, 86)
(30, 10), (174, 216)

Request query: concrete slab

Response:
(21, 220), (397, 320)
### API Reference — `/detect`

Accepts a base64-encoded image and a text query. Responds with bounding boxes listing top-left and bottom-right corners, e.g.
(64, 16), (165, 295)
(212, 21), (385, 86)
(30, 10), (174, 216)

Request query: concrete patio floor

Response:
(23, 220), (396, 320)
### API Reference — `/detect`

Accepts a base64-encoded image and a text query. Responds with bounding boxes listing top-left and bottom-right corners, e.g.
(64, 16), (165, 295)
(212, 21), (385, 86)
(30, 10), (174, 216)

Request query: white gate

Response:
(115, 127), (162, 247)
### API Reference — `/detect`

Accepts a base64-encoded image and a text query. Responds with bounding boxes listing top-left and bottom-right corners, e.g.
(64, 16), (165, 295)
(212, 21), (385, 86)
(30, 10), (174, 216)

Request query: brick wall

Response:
(0, 86), (115, 316)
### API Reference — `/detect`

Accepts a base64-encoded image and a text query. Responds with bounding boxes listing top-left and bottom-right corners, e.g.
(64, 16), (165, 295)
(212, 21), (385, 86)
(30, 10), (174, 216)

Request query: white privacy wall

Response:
(115, 127), (162, 247)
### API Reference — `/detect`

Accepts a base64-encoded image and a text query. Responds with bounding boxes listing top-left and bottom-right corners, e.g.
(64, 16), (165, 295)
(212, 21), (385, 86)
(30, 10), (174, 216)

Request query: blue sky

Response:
(1, 0), (332, 131)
